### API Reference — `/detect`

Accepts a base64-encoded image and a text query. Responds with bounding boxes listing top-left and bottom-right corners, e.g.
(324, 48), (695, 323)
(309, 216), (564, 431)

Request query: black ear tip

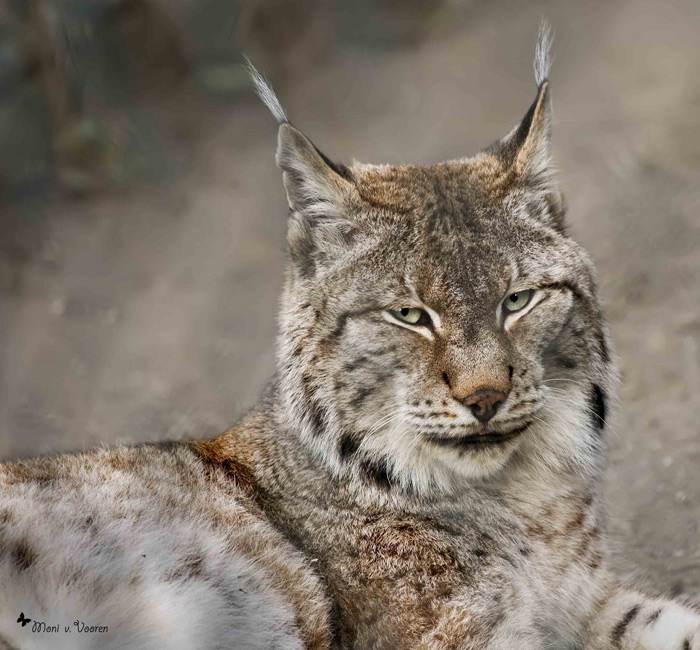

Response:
(313, 145), (353, 182)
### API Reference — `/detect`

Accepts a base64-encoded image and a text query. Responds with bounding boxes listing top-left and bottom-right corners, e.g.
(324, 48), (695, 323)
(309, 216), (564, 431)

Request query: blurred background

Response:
(1, 0), (699, 598)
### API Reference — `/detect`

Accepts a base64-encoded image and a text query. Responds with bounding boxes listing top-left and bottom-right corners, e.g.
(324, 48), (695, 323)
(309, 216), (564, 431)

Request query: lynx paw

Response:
(639, 603), (700, 650)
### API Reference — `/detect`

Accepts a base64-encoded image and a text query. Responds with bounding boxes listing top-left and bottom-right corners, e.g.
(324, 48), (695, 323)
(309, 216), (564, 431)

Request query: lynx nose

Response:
(463, 389), (507, 424)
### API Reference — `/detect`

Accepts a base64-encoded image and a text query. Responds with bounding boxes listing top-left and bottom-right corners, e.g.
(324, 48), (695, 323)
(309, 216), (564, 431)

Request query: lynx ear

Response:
(489, 23), (565, 228)
(275, 125), (359, 272)
(498, 80), (553, 188)
(276, 123), (353, 217)
(246, 58), (357, 272)
(245, 57), (353, 217)
(492, 22), (554, 186)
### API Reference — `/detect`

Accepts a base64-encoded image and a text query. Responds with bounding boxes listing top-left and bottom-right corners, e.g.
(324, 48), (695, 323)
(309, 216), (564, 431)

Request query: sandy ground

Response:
(1, 0), (699, 599)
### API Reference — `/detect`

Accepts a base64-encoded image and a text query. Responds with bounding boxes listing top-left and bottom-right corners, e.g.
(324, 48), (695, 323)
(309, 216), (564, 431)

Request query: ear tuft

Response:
(244, 55), (288, 125)
(533, 20), (553, 87)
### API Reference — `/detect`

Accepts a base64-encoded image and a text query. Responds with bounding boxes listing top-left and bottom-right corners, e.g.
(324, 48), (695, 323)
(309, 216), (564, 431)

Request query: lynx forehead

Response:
(251, 26), (611, 496)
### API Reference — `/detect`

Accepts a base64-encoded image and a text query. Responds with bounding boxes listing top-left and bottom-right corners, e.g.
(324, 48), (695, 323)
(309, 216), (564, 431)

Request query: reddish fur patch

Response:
(190, 439), (258, 499)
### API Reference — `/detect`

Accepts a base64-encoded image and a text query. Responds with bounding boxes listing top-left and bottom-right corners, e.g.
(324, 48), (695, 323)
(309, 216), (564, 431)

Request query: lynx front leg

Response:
(587, 584), (700, 650)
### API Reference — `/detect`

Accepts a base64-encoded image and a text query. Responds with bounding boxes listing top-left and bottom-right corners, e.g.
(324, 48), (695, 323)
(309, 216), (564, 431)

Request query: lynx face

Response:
(253, 41), (614, 495)
(307, 171), (592, 483)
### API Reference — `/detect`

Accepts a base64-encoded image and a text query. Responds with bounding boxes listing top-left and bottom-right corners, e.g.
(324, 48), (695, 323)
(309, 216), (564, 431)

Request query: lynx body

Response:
(1, 27), (699, 650)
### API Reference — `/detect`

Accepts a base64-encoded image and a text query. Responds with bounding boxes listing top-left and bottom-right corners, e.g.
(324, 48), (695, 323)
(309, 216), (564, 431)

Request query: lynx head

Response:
(250, 24), (615, 497)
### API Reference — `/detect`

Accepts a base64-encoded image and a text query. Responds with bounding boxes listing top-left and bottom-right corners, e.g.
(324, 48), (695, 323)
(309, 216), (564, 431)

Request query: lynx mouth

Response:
(425, 423), (530, 451)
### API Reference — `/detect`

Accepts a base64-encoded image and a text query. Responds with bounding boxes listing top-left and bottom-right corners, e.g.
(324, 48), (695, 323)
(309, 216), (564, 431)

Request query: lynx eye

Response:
(389, 308), (430, 326)
(503, 289), (534, 314)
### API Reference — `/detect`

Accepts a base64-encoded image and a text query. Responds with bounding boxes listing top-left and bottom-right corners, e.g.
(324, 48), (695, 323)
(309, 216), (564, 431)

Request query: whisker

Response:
(542, 378), (589, 389)
(365, 408), (406, 438)
(537, 390), (611, 429)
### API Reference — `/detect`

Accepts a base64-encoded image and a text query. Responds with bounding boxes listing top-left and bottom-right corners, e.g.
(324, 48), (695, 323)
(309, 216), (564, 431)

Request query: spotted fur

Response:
(1, 26), (699, 650)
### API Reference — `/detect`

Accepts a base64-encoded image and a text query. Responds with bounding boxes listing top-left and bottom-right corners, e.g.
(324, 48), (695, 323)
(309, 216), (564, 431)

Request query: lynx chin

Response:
(1, 23), (698, 650)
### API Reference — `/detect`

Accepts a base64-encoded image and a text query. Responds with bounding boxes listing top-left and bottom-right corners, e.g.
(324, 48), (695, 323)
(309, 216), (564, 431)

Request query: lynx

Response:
(0, 25), (698, 650)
